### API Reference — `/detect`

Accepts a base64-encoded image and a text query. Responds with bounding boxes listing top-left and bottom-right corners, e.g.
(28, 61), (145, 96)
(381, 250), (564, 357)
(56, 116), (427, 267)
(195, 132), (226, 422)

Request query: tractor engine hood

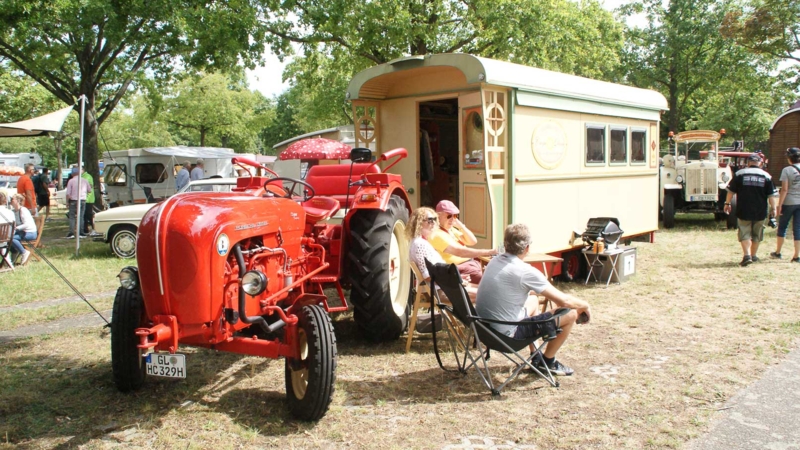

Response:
(136, 193), (306, 328)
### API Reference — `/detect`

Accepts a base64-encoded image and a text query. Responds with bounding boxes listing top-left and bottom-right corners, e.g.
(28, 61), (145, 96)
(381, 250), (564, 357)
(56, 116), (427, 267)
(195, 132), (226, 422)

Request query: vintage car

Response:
(94, 178), (240, 258)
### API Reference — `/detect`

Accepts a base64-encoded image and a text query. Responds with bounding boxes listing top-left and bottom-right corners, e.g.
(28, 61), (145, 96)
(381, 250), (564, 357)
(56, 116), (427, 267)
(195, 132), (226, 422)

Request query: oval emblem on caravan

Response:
(531, 121), (568, 170)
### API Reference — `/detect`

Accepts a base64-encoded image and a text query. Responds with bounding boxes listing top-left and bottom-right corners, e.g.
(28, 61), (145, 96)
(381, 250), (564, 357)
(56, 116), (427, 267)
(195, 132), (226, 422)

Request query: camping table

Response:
(582, 247), (625, 287)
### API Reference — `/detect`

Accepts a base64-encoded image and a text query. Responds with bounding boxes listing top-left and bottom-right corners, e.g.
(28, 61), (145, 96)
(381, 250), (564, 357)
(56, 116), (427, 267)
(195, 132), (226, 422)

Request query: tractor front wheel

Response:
(662, 194), (676, 229)
(347, 195), (411, 342)
(285, 305), (337, 421)
(111, 287), (146, 392)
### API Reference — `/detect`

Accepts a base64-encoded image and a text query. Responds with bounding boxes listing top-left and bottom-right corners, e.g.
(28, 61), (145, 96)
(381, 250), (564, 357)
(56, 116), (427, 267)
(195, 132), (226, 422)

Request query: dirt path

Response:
(0, 290), (115, 344)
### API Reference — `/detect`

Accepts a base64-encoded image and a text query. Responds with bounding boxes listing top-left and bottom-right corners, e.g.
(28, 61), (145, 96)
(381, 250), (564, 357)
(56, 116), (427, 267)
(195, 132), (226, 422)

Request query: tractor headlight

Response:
(675, 175), (683, 184)
(721, 172), (730, 182)
(241, 270), (268, 296)
(117, 266), (139, 290)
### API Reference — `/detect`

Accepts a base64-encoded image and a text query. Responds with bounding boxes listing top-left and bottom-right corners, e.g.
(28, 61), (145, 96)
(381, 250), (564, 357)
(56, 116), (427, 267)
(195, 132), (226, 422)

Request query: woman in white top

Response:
(10, 193), (36, 265)
(772, 147), (800, 262)
(407, 206), (477, 299)
(407, 207), (445, 281)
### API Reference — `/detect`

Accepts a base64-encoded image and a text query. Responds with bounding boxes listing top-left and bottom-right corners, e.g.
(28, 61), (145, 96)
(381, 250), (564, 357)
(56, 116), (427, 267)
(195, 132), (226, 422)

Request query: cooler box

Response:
(600, 246), (637, 283)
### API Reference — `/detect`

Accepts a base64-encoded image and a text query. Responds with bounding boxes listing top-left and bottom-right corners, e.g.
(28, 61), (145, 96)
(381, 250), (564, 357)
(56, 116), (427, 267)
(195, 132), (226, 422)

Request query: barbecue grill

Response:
(581, 217), (624, 248)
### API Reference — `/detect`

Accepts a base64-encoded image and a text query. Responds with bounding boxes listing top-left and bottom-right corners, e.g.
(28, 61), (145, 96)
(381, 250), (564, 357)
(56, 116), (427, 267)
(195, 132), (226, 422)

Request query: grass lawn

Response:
(1, 214), (798, 449)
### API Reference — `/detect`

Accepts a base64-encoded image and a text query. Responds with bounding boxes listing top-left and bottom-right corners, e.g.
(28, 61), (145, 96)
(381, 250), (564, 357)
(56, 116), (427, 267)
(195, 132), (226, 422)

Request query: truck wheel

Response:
(111, 287), (146, 392)
(285, 304), (337, 421)
(559, 251), (584, 282)
(110, 226), (137, 259)
(726, 197), (738, 229)
(662, 194), (675, 229)
(347, 195), (411, 342)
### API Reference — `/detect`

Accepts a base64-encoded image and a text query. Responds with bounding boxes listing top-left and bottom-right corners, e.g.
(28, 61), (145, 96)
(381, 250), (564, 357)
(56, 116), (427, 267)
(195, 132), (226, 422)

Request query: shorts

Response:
(513, 311), (555, 340)
(456, 259), (483, 284)
(738, 219), (765, 242)
(36, 195), (49, 207)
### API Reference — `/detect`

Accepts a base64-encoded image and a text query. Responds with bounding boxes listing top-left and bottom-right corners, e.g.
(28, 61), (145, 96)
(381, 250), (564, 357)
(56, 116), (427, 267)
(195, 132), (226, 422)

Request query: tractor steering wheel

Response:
(264, 177), (316, 202)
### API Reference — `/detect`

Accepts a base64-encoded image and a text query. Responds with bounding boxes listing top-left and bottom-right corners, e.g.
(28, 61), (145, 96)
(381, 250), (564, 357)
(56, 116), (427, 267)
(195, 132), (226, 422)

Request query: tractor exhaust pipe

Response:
(233, 244), (285, 334)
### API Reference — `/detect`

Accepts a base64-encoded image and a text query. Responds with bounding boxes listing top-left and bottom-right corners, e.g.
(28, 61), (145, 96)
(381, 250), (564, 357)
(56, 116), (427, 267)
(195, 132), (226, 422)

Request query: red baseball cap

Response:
(435, 200), (459, 214)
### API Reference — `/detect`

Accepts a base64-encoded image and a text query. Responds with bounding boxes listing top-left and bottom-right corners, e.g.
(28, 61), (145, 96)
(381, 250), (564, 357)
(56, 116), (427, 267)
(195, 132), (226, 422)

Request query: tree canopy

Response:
(0, 0), (268, 200)
(721, 0), (800, 65)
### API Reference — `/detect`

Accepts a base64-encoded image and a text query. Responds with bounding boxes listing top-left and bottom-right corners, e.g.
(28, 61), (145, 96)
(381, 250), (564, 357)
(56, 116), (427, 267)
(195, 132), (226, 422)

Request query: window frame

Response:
(609, 125), (629, 166)
(104, 164), (128, 187)
(630, 127), (648, 165)
(584, 123), (607, 166)
(135, 163), (168, 184)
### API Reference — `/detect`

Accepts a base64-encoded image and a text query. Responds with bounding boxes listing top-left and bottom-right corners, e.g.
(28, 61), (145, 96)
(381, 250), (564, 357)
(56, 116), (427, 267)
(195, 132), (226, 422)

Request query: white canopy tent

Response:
(0, 105), (74, 137)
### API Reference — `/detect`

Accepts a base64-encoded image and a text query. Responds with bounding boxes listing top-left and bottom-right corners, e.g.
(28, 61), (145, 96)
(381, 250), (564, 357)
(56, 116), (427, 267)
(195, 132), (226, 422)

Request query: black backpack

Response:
(32, 174), (42, 196)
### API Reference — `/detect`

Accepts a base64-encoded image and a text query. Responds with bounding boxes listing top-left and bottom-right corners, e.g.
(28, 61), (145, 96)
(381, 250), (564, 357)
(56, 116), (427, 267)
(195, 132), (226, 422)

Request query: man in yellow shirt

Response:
(429, 200), (497, 283)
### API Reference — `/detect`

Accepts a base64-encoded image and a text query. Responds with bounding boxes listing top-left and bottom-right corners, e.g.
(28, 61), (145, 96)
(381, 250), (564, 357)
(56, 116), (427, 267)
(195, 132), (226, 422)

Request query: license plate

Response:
(145, 353), (186, 378)
(690, 195), (716, 201)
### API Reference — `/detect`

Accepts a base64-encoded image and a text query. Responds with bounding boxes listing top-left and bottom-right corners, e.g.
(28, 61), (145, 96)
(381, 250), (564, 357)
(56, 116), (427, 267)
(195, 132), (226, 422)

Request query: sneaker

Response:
(770, 252), (782, 259)
(20, 250), (31, 266)
(536, 359), (574, 377)
(740, 255), (752, 267)
(66, 233), (75, 239)
(791, 257), (800, 263)
(751, 255), (760, 262)
(79, 234), (89, 239)
(45, 217), (52, 223)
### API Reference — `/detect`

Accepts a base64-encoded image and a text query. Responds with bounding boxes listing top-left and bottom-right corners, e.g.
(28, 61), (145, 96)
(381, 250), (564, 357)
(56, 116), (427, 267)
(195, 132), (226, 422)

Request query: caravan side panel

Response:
(511, 106), (659, 255)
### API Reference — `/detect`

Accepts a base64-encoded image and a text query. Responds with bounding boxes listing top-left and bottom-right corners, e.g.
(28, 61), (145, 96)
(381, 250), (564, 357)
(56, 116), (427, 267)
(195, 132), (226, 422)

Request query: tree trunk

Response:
(55, 136), (64, 190)
(200, 128), (206, 147)
(80, 93), (104, 208)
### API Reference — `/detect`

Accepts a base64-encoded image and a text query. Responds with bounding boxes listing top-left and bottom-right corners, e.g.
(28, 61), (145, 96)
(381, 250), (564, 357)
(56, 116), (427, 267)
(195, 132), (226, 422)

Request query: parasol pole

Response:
(75, 95), (86, 257)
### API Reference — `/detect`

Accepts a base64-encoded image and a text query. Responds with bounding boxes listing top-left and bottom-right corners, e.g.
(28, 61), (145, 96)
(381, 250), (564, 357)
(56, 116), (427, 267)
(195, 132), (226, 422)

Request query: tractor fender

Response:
(347, 182), (411, 214)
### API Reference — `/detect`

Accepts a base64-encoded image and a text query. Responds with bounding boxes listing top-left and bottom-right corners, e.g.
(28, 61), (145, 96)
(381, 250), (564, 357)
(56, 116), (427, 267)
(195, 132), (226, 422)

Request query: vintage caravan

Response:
(103, 147), (236, 206)
(346, 53), (667, 278)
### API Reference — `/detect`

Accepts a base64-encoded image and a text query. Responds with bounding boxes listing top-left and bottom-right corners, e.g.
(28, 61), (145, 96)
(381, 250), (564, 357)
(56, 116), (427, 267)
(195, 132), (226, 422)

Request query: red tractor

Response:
(111, 148), (412, 420)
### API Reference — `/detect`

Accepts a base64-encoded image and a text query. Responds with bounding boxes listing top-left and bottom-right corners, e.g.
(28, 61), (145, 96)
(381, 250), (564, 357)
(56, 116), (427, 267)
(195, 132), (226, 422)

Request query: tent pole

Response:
(75, 95), (86, 257)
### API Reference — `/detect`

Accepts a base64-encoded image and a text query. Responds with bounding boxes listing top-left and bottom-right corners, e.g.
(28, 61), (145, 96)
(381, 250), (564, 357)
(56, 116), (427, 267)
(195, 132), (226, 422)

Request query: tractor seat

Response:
(302, 196), (341, 224)
(304, 163), (381, 208)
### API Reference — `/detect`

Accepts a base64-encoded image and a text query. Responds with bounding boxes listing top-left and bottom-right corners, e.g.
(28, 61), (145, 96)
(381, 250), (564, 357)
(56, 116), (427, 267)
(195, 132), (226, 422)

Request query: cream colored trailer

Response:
(346, 53), (667, 277)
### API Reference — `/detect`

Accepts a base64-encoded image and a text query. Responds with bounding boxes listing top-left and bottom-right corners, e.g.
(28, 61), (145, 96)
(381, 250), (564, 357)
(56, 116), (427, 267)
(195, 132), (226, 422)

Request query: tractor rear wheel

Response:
(285, 305), (337, 421)
(347, 195), (411, 342)
(662, 194), (676, 229)
(111, 287), (146, 392)
(726, 197), (738, 229)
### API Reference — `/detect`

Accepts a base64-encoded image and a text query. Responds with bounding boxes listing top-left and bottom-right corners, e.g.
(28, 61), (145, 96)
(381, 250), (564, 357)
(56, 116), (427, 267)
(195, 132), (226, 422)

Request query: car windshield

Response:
(679, 141), (717, 161)
(178, 181), (237, 193)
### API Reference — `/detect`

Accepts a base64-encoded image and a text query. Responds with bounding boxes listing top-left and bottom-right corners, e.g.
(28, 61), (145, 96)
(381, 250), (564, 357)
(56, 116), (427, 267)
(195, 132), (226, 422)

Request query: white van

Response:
(103, 147), (237, 206)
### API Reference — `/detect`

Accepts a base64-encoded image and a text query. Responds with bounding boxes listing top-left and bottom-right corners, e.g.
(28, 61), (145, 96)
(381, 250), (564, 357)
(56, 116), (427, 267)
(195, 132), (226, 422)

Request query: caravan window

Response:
(631, 129), (647, 164)
(105, 164), (127, 186)
(136, 163), (168, 184)
(610, 127), (627, 164)
(585, 125), (606, 165)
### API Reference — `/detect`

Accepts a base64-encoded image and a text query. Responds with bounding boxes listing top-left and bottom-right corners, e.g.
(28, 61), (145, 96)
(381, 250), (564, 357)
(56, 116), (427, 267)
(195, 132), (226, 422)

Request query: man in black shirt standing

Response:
(724, 154), (778, 266)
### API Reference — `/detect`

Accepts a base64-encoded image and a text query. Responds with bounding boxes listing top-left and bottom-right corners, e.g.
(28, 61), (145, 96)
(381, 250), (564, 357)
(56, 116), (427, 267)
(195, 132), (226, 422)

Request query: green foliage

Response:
(721, 0), (800, 64)
(620, 0), (789, 140)
(260, 92), (304, 154)
(262, 0), (625, 128)
(0, 0), (270, 199)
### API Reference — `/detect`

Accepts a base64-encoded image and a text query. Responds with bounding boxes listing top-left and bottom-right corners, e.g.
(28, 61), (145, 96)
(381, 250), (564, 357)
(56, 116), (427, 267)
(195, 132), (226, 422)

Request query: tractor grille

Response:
(686, 168), (718, 195)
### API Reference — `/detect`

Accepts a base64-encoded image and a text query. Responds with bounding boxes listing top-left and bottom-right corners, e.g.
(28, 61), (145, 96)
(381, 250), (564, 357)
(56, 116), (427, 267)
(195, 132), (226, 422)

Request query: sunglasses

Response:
(446, 214), (458, 219)
(425, 217), (438, 224)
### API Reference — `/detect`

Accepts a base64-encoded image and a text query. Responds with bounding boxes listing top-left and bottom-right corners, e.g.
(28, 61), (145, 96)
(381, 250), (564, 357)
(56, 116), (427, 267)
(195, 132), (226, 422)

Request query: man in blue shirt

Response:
(175, 161), (191, 191)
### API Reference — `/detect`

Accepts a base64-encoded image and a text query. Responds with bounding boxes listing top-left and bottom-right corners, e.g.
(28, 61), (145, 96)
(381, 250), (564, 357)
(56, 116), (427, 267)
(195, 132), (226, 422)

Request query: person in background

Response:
(771, 147), (800, 263)
(724, 153), (778, 266)
(16, 163), (36, 215)
(65, 167), (91, 239)
(429, 200), (497, 284)
(9, 194), (36, 266)
(191, 158), (204, 181)
(36, 167), (52, 222)
(176, 160), (191, 191)
(476, 223), (591, 376)
(81, 167), (96, 235)
(0, 192), (15, 268)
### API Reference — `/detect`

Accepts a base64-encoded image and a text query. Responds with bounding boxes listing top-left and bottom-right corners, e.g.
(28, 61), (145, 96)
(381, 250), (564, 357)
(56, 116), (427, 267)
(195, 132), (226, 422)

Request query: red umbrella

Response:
(279, 137), (352, 161)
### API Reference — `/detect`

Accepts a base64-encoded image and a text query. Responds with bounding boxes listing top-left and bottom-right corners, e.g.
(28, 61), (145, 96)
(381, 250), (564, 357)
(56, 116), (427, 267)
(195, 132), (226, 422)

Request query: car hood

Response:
(94, 203), (157, 222)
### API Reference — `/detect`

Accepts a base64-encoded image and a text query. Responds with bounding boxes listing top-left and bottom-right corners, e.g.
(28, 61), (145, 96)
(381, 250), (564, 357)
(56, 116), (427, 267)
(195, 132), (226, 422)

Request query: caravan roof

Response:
(104, 147), (235, 159)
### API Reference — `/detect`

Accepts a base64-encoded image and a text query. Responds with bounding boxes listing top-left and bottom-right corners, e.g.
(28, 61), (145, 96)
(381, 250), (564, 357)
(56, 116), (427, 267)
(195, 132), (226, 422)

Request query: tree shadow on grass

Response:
(0, 335), (305, 448)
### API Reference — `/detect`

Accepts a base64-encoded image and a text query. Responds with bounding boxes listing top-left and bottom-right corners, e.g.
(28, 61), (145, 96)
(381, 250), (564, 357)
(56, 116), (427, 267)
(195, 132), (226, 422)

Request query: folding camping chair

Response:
(406, 261), (434, 353)
(426, 259), (570, 395)
(21, 214), (45, 263)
